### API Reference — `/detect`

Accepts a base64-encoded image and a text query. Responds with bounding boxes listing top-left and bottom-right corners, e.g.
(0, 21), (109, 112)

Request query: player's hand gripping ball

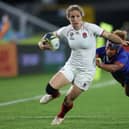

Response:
(42, 32), (60, 51)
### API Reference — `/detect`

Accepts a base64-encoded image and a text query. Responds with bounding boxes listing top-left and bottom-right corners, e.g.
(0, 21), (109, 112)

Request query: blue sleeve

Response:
(116, 52), (129, 65)
(96, 47), (105, 57)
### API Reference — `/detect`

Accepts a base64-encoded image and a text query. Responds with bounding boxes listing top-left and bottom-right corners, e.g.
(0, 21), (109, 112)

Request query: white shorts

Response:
(59, 64), (95, 91)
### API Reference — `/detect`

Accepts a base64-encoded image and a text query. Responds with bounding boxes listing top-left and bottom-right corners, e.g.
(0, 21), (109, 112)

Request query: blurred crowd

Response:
(0, 14), (27, 42)
(0, 14), (15, 41)
(121, 21), (129, 40)
(0, 0), (129, 42)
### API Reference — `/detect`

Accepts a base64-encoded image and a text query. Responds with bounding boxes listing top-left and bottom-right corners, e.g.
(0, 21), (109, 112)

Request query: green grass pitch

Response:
(0, 72), (129, 129)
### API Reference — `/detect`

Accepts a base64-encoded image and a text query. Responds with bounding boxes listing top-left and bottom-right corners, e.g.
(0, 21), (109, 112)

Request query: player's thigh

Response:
(49, 71), (70, 89)
(74, 71), (95, 91)
(49, 64), (74, 89)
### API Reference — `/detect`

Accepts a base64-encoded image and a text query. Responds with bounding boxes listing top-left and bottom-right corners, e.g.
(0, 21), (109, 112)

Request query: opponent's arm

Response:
(96, 60), (124, 72)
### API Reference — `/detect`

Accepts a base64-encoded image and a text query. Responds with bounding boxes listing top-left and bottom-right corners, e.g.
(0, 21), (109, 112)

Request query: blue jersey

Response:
(96, 47), (129, 86)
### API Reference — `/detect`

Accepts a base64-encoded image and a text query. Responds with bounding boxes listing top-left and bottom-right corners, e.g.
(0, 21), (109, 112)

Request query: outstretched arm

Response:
(96, 59), (124, 72)
(102, 31), (129, 46)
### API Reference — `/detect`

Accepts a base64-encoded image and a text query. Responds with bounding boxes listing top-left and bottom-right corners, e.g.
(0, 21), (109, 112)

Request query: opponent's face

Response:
(68, 10), (83, 30)
(106, 47), (117, 58)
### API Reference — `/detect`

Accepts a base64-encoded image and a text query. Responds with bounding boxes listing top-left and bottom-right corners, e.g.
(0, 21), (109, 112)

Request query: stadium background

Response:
(0, 1), (129, 129)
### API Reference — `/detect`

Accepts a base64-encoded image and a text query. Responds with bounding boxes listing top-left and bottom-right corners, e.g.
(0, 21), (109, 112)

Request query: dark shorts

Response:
(112, 72), (129, 86)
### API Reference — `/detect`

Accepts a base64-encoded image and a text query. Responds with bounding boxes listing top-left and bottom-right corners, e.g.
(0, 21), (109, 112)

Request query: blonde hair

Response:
(113, 29), (127, 40)
(66, 4), (84, 18)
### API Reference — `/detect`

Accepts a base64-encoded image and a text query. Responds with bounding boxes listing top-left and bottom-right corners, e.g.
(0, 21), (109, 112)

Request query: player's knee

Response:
(46, 83), (60, 98)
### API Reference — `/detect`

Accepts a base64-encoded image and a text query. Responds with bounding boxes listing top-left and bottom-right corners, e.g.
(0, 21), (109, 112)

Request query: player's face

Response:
(68, 10), (83, 30)
(106, 47), (117, 58)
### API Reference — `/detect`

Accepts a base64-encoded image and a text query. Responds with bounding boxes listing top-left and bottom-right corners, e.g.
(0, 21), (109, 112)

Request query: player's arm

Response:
(96, 61), (124, 72)
(101, 31), (129, 46)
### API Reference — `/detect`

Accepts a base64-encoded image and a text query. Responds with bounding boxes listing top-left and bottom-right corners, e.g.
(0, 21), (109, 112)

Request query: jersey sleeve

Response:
(96, 47), (105, 57)
(56, 26), (67, 37)
(55, 26), (69, 44)
(115, 52), (128, 65)
(86, 23), (104, 36)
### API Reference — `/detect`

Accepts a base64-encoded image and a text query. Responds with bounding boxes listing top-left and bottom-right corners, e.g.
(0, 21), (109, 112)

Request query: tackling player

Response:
(38, 5), (129, 125)
(96, 30), (129, 96)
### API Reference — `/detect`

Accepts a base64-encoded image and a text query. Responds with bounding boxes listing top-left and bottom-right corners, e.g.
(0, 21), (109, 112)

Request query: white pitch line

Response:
(92, 79), (117, 88)
(12, 115), (112, 119)
(0, 80), (117, 107)
(0, 95), (41, 107)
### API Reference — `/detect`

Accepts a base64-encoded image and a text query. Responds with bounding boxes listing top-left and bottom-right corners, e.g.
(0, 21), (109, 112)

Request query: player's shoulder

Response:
(58, 24), (73, 32)
(117, 47), (129, 58)
(96, 47), (106, 53)
(83, 22), (101, 32)
(83, 22), (97, 28)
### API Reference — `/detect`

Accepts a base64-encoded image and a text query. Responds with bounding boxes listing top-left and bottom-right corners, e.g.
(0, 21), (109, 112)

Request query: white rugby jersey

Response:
(56, 22), (104, 70)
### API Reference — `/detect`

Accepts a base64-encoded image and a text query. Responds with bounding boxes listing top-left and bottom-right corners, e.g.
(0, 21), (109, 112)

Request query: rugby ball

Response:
(43, 32), (60, 50)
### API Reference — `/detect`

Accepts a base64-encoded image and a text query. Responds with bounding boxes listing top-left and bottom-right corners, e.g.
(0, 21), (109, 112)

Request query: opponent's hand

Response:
(122, 40), (129, 46)
(38, 40), (52, 50)
(96, 58), (102, 68)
